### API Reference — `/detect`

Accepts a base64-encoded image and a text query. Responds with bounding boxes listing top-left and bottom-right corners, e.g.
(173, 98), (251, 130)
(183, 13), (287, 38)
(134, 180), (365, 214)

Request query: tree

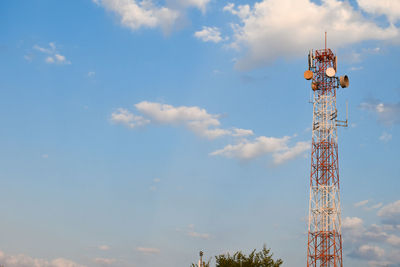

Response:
(215, 245), (283, 267)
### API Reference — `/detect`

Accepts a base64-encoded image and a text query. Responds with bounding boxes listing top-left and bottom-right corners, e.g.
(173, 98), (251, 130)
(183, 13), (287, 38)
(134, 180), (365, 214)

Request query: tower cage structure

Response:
(304, 39), (349, 267)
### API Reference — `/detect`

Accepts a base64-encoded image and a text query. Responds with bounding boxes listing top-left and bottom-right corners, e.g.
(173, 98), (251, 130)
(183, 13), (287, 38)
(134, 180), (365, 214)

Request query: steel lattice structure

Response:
(305, 39), (348, 267)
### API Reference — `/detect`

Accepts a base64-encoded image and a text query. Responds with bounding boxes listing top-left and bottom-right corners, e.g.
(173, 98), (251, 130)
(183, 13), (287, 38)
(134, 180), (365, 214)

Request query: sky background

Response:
(0, 0), (400, 266)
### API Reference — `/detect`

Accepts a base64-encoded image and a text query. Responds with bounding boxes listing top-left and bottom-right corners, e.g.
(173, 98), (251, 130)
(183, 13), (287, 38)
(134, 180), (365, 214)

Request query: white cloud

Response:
(360, 100), (400, 126)
(272, 141), (309, 165)
(99, 0), (179, 33)
(358, 0), (400, 23)
(369, 203), (383, 210)
(210, 135), (308, 164)
(355, 199), (369, 207)
(24, 54), (34, 62)
(135, 101), (231, 139)
(34, 43), (70, 65)
(88, 71), (96, 77)
(378, 200), (400, 224)
(153, 178), (160, 183)
(386, 234), (400, 246)
(194, 26), (224, 43)
(34, 43), (55, 54)
(210, 136), (289, 159)
(93, 258), (117, 265)
(0, 251), (85, 267)
(231, 128), (254, 137)
(110, 108), (150, 128)
(96, 0), (210, 33)
(379, 132), (392, 142)
(223, 0), (399, 70)
(136, 247), (160, 254)
(45, 57), (55, 63)
(112, 101), (305, 165)
(343, 212), (400, 265)
(343, 216), (364, 230)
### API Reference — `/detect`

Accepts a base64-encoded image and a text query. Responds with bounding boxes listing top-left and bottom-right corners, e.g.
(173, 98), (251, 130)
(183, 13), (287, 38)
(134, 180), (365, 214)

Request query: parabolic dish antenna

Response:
(326, 67), (336, 77)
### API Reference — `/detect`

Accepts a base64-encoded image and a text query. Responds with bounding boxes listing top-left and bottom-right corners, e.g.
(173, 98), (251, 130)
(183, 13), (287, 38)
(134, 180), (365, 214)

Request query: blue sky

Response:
(0, 0), (400, 266)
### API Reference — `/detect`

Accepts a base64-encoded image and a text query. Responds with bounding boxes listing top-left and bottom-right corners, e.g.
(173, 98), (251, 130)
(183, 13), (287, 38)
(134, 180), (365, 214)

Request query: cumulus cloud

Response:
(34, 42), (70, 65)
(96, 0), (210, 33)
(231, 128), (254, 137)
(110, 108), (150, 128)
(378, 200), (400, 225)
(135, 101), (234, 139)
(210, 135), (309, 165)
(272, 141), (309, 165)
(355, 199), (369, 207)
(223, 0), (399, 70)
(210, 136), (290, 159)
(360, 100), (400, 126)
(358, 0), (400, 23)
(194, 26), (224, 43)
(136, 247), (160, 254)
(0, 251), (85, 267)
(343, 216), (364, 230)
(112, 101), (305, 164)
(379, 132), (392, 142)
(344, 204), (400, 265)
(349, 244), (385, 260)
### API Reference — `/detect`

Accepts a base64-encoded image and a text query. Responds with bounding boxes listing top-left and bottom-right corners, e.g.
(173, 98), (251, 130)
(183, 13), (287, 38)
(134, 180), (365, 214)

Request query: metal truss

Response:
(307, 47), (344, 267)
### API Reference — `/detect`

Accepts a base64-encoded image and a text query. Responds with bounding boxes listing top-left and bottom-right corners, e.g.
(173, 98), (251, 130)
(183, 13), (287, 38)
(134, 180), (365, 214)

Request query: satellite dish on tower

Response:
(304, 70), (313, 80)
(326, 67), (336, 77)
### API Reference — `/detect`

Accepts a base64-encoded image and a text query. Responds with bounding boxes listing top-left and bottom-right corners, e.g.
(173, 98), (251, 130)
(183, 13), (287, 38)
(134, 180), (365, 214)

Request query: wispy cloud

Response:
(33, 42), (70, 65)
(0, 250), (86, 267)
(210, 136), (309, 165)
(378, 200), (400, 225)
(360, 99), (400, 126)
(110, 108), (150, 128)
(355, 199), (369, 207)
(177, 224), (211, 240)
(379, 132), (392, 142)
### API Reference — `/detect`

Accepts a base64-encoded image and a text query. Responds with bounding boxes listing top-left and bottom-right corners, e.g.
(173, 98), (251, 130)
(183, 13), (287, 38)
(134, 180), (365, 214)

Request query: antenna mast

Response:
(303, 33), (349, 267)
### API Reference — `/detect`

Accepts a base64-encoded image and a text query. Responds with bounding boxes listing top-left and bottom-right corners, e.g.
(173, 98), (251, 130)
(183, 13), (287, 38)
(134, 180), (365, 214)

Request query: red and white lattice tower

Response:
(304, 34), (349, 267)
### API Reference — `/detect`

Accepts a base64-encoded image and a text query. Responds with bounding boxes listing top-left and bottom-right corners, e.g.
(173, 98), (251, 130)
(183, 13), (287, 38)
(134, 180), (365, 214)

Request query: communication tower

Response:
(304, 33), (349, 267)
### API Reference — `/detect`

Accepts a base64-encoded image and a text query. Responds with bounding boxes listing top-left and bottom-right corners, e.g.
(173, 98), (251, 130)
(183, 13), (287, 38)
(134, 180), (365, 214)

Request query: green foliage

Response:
(215, 245), (283, 267)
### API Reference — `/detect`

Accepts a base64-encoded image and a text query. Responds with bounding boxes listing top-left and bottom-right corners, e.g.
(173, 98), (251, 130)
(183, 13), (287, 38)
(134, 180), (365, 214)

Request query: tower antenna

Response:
(303, 34), (350, 267)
